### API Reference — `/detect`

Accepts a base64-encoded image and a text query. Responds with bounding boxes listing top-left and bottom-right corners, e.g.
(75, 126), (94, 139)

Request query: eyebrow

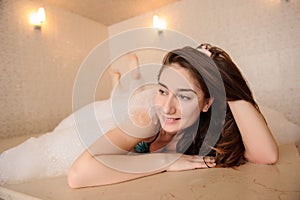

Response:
(158, 82), (197, 94)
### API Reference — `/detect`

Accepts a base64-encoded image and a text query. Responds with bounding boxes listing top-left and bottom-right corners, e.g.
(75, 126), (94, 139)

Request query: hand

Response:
(166, 155), (216, 172)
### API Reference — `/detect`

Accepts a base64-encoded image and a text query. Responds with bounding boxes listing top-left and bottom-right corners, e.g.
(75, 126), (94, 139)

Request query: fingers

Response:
(166, 155), (216, 172)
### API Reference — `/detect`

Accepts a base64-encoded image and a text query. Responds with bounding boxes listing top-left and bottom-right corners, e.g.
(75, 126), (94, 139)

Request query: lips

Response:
(164, 117), (181, 124)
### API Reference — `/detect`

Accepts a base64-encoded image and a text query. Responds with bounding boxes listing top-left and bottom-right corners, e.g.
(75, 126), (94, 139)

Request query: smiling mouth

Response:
(164, 117), (181, 124)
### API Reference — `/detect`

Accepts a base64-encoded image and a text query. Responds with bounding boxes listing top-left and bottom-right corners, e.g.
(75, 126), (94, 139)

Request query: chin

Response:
(161, 125), (182, 134)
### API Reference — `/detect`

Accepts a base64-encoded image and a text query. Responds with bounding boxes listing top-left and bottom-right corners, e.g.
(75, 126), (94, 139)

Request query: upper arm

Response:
(68, 120), (161, 188)
(88, 127), (144, 156)
(68, 87), (161, 188)
(228, 100), (279, 164)
(68, 126), (155, 188)
(89, 104), (160, 155)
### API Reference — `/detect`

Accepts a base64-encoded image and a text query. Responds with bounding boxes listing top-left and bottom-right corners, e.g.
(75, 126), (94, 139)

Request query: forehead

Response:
(159, 63), (198, 91)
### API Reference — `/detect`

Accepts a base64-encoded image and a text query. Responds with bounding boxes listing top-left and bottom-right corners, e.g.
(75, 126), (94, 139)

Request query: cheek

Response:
(154, 94), (163, 108)
(154, 94), (160, 104)
(180, 105), (200, 129)
(180, 101), (201, 119)
(154, 94), (164, 115)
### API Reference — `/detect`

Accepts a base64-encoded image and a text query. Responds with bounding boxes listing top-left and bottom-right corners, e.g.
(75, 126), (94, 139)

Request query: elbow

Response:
(67, 167), (82, 189)
(265, 144), (279, 164)
(262, 150), (279, 165)
(67, 152), (91, 189)
(246, 146), (279, 165)
(67, 152), (109, 188)
(268, 147), (279, 164)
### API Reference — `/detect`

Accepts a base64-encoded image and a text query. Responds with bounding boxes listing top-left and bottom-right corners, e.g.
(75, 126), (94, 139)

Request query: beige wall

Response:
(109, 0), (300, 126)
(0, 0), (109, 138)
(1, 0), (299, 139)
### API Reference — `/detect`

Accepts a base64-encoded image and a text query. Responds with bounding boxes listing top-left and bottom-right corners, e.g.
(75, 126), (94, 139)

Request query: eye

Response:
(177, 94), (191, 101)
(158, 88), (168, 96)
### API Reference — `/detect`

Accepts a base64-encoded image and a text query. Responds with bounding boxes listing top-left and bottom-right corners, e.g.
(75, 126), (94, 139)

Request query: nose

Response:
(163, 94), (177, 115)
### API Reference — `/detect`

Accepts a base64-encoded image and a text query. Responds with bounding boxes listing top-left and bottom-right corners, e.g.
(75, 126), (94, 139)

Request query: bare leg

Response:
(127, 53), (141, 80)
(109, 69), (121, 89)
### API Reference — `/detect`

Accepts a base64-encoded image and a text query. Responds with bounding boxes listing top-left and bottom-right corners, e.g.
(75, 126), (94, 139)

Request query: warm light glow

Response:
(29, 7), (46, 28)
(153, 15), (166, 33)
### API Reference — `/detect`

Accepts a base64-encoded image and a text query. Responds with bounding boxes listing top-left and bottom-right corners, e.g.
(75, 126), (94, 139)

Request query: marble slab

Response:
(0, 144), (299, 200)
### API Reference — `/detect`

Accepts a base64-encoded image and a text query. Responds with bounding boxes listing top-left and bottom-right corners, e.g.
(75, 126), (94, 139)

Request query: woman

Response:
(67, 44), (278, 188)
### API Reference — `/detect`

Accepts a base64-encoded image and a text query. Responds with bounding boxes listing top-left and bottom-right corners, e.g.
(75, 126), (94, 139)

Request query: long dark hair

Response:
(159, 44), (260, 167)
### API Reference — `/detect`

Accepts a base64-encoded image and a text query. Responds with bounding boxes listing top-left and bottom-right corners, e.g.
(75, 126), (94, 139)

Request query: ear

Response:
(202, 97), (214, 112)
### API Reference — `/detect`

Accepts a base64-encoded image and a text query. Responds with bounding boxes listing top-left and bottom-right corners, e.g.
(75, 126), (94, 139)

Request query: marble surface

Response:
(0, 144), (299, 200)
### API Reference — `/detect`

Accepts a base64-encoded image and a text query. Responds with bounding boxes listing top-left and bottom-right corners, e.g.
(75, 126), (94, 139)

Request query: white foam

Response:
(0, 88), (157, 185)
(0, 100), (117, 185)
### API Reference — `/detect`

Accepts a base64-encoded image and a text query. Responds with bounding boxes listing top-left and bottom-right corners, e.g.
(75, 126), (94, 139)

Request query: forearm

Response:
(68, 151), (179, 188)
(228, 100), (278, 164)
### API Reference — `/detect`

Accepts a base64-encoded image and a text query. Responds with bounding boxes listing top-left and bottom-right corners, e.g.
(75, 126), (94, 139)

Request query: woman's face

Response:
(155, 63), (211, 134)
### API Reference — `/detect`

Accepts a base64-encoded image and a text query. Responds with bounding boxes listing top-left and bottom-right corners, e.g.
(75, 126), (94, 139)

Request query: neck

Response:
(160, 129), (184, 142)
